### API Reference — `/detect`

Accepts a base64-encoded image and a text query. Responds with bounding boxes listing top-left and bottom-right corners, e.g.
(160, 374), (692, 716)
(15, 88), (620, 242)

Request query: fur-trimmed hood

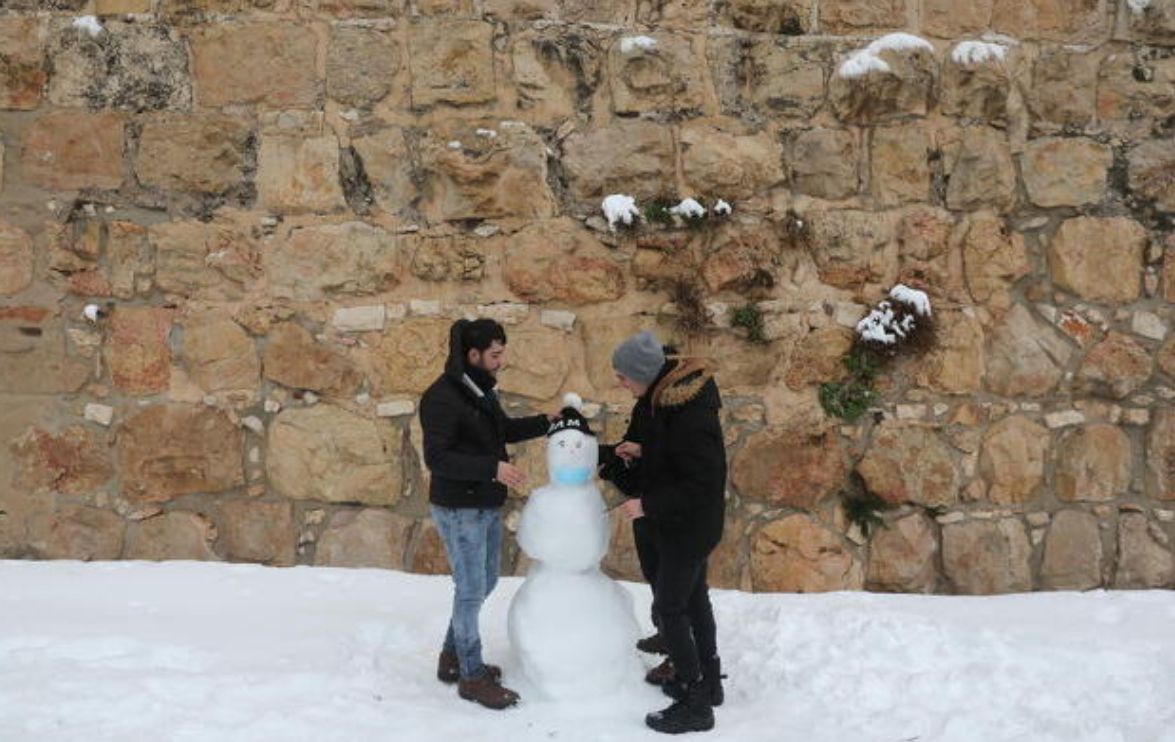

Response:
(651, 357), (721, 413)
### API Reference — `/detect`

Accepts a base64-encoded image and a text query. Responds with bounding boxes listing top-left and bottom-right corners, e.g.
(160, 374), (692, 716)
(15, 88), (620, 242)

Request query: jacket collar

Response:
(651, 357), (716, 411)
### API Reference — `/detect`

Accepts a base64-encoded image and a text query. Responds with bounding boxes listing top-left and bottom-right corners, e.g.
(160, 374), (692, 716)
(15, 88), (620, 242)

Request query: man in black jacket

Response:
(420, 318), (555, 711)
(613, 331), (726, 735)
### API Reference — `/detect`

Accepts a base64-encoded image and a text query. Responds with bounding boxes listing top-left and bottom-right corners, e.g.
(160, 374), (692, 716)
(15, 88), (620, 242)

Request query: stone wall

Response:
(2, 0), (1174, 595)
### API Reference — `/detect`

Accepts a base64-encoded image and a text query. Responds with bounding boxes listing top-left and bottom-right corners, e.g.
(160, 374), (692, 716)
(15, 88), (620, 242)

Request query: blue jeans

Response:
(431, 505), (502, 681)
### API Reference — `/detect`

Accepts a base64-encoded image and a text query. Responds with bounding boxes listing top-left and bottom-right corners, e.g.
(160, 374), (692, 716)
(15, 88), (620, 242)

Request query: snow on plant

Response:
(1128, 0), (1154, 12)
(475, 128), (498, 139)
(855, 283), (934, 354)
(669, 198), (706, 220)
(601, 194), (641, 231)
(838, 32), (934, 79)
(951, 40), (1008, 66)
(72, 15), (105, 38)
(713, 199), (732, 216)
(620, 36), (657, 54)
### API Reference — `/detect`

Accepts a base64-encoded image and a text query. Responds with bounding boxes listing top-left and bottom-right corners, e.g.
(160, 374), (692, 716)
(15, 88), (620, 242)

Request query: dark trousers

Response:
(633, 516), (660, 628)
(652, 545), (718, 683)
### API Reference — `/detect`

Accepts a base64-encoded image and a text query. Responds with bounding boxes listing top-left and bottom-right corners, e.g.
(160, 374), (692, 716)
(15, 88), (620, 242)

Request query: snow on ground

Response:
(2, 560), (1174, 742)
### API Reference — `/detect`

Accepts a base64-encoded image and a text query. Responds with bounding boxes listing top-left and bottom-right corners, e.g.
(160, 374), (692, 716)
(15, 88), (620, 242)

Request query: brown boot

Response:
(644, 657), (675, 686)
(636, 632), (669, 655)
(457, 673), (520, 710)
(437, 650), (501, 685)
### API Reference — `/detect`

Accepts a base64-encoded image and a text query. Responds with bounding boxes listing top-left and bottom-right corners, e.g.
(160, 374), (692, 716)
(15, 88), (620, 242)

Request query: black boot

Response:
(661, 657), (724, 708)
(637, 632), (670, 655)
(646, 678), (714, 734)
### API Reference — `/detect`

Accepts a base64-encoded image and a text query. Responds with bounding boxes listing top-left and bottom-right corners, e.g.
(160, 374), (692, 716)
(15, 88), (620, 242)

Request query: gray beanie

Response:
(612, 331), (665, 386)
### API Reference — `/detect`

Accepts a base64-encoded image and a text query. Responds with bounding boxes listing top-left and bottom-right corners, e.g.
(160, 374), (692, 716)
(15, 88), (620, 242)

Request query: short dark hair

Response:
(462, 318), (507, 353)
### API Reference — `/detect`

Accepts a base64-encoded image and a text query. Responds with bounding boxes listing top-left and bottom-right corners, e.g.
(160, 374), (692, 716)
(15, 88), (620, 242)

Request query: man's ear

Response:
(466, 348), (480, 367)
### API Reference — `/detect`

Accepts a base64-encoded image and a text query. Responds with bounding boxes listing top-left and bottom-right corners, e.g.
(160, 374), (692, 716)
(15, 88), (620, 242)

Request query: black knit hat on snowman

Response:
(547, 393), (595, 438)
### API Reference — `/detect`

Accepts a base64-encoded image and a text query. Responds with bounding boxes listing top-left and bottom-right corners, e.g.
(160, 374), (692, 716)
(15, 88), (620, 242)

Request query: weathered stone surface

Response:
(1077, 332), (1152, 399)
(719, 0), (811, 32)
(10, 425), (113, 495)
(751, 514), (863, 592)
(830, 38), (936, 124)
(509, 29), (601, 122)
(151, 218), (261, 301)
(136, 114), (251, 194)
(858, 421), (959, 508)
(866, 511), (938, 593)
(124, 512), (218, 561)
(1147, 408), (1175, 500)
(893, 206), (959, 298)
(702, 225), (785, 293)
(0, 17), (48, 110)
(789, 128), (858, 200)
(497, 327), (572, 400)
(871, 125), (930, 205)
(257, 134), (348, 214)
(408, 20), (495, 107)
(315, 509), (415, 569)
(0, 307), (91, 395)
(942, 518), (1032, 594)
(160, 0), (280, 19)
(732, 427), (845, 509)
(418, 124), (557, 222)
(1160, 337), (1175, 379)
(1049, 217), (1145, 303)
(978, 415), (1049, 505)
(118, 404), (245, 503)
(961, 212), (1029, 309)
(216, 499), (295, 566)
(600, 508), (642, 582)
(47, 22), (191, 112)
(408, 235), (486, 282)
(106, 307), (174, 396)
(608, 33), (706, 114)
(27, 505), (124, 561)
(710, 37), (827, 119)
(1020, 137), (1111, 208)
(940, 42), (1014, 120)
(1114, 512), (1174, 588)
(1029, 46), (1100, 125)
(313, 0), (403, 15)
(327, 27), (400, 107)
(821, 0), (909, 33)
(181, 318), (260, 393)
(267, 222), (400, 301)
(1040, 510), (1102, 590)
(22, 111), (124, 191)
(945, 126), (1017, 212)
(681, 118), (785, 200)
(1097, 52), (1175, 122)
(992, 0), (1110, 42)
(984, 303), (1073, 397)
(562, 120), (676, 203)
(1128, 0), (1175, 44)
(784, 327), (854, 390)
(351, 127), (416, 215)
(1128, 139), (1175, 212)
(409, 519), (450, 575)
(191, 24), (319, 108)
(356, 319), (450, 395)
(263, 322), (363, 397)
(915, 308), (985, 394)
(1055, 424), (1132, 502)
(0, 219), (34, 295)
(804, 208), (898, 289)
(503, 220), (624, 304)
(267, 405), (403, 506)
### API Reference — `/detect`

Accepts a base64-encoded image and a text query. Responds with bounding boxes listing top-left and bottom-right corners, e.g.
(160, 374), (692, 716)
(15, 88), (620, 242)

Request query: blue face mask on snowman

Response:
(552, 465), (592, 486)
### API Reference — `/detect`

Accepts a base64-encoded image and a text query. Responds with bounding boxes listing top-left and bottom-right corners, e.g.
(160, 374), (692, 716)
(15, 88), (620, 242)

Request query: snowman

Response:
(507, 393), (643, 700)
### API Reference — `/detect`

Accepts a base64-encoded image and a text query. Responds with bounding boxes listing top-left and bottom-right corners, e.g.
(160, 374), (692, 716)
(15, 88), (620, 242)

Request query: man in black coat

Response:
(612, 331), (727, 735)
(419, 318), (556, 710)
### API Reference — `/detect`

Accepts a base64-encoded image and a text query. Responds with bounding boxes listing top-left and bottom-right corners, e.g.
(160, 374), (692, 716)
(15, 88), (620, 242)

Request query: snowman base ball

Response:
(506, 393), (642, 701)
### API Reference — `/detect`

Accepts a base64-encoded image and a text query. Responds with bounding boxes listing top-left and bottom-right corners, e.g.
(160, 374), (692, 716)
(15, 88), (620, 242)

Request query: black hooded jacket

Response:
(419, 320), (549, 509)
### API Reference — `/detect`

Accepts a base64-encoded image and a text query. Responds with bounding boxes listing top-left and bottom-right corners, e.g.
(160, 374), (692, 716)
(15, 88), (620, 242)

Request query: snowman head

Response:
(546, 393), (598, 487)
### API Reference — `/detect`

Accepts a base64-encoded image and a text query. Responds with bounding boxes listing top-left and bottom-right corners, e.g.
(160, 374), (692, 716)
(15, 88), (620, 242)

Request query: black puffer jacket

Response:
(419, 320), (549, 509)
(637, 358), (727, 558)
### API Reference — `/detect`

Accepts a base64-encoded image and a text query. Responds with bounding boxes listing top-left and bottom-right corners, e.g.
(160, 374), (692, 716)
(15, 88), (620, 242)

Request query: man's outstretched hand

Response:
(495, 461), (527, 490)
(619, 498), (644, 521)
(615, 441), (642, 462)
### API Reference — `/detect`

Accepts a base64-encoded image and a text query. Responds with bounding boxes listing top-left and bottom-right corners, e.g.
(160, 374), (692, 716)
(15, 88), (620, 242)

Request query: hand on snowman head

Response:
(546, 393), (599, 487)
